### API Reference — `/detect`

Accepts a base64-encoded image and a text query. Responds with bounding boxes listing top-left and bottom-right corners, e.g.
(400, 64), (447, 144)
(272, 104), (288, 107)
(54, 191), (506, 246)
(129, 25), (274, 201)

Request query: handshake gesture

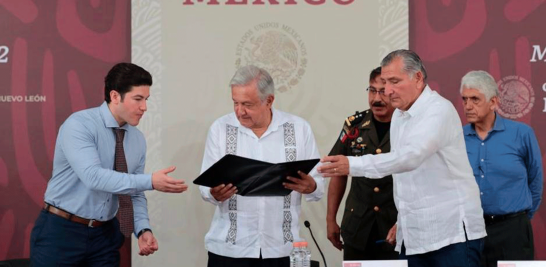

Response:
(152, 166), (188, 193)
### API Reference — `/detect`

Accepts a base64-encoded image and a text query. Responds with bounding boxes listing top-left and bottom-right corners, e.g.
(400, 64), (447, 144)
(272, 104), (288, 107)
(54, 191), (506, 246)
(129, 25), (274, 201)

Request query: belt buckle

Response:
(88, 219), (96, 228)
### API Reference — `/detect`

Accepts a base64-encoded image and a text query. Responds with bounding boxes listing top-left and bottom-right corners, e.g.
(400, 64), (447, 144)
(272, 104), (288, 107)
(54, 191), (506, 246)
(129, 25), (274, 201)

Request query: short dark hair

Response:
(369, 67), (382, 82)
(104, 63), (153, 103)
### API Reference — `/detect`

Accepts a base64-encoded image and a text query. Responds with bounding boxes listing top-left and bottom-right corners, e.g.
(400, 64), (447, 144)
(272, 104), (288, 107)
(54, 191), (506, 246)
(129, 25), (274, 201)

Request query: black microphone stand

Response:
(304, 220), (327, 267)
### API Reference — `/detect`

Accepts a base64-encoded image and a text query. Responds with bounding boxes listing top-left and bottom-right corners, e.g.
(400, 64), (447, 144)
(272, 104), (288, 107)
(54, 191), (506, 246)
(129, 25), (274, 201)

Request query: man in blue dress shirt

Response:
(30, 63), (188, 266)
(460, 70), (543, 267)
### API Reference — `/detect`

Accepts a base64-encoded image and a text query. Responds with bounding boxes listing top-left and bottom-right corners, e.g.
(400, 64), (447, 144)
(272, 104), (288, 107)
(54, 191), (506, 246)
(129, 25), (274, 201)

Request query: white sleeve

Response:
(302, 122), (324, 202)
(349, 103), (458, 178)
(199, 122), (223, 205)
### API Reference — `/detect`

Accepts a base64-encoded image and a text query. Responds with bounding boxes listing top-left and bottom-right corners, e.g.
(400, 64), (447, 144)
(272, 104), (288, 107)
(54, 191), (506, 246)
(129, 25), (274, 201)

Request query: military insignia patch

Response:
(339, 129), (347, 143)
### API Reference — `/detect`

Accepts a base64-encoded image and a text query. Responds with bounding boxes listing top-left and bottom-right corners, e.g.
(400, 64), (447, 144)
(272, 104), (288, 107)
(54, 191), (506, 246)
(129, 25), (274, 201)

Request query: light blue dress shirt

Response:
(464, 114), (543, 218)
(45, 102), (153, 236)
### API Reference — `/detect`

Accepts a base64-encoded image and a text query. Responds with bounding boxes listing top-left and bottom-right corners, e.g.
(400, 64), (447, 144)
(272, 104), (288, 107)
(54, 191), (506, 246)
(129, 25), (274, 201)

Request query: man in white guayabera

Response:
(319, 50), (487, 267)
(199, 65), (325, 267)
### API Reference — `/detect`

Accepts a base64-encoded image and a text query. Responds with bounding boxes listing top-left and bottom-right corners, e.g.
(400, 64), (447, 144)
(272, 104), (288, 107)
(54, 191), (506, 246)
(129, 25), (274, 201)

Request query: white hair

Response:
(460, 70), (499, 101)
(229, 65), (274, 101)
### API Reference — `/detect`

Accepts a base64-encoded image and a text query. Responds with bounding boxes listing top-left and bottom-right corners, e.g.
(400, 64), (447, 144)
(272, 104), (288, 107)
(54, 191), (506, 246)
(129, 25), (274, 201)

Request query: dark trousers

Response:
(400, 238), (484, 267)
(207, 252), (289, 267)
(30, 210), (125, 267)
(481, 213), (534, 267)
(344, 221), (399, 260)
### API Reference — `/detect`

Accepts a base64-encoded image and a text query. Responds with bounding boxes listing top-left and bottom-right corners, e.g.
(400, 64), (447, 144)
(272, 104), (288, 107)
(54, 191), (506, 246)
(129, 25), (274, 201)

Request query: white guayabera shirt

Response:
(199, 108), (324, 259)
(348, 86), (487, 255)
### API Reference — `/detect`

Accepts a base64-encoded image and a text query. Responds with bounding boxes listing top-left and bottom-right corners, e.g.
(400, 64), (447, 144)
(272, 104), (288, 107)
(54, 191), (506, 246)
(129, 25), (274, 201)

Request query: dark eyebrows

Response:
(132, 94), (149, 100)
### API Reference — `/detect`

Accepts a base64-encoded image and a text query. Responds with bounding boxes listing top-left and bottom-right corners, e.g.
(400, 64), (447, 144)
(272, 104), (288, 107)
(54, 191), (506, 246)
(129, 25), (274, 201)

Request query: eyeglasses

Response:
(366, 87), (386, 96)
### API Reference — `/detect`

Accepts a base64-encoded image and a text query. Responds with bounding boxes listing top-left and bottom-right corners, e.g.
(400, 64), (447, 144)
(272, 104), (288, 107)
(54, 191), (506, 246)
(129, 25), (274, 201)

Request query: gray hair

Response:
(460, 70), (499, 101)
(229, 65), (275, 101)
(381, 49), (428, 83)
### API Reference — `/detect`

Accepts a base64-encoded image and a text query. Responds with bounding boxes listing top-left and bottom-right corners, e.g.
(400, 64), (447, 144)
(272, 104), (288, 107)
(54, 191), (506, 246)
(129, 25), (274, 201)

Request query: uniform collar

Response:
(359, 110), (374, 130)
(360, 110), (391, 147)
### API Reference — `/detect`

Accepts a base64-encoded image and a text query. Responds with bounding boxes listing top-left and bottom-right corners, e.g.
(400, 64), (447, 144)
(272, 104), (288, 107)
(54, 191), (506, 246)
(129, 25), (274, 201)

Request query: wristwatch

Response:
(137, 228), (152, 238)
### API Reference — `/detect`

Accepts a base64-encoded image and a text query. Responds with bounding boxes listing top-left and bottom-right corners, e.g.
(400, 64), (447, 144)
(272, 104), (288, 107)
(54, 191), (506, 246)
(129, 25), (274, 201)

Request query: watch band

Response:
(137, 228), (152, 238)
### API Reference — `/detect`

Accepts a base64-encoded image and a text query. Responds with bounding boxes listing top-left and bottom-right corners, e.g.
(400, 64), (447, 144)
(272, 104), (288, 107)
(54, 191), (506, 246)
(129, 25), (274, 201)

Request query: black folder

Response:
(193, 154), (320, 196)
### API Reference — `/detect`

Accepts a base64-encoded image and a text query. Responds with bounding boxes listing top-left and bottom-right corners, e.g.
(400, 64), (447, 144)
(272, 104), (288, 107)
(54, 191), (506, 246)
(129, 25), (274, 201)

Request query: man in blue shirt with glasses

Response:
(460, 70), (543, 267)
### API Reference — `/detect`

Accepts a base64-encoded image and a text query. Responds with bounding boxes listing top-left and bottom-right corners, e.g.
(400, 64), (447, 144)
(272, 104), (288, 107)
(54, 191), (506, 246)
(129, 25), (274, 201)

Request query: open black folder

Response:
(193, 154), (320, 197)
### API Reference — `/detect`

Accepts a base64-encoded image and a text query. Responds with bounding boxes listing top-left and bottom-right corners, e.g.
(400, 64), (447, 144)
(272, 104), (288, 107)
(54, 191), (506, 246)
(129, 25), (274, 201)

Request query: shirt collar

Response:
(464, 112), (505, 136)
(491, 112), (505, 132)
(403, 85), (432, 118)
(236, 108), (286, 138)
(100, 102), (129, 130)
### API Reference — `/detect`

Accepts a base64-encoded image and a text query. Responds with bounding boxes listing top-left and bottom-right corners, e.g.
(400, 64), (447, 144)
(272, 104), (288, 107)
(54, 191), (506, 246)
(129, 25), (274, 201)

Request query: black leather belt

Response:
(483, 211), (527, 225)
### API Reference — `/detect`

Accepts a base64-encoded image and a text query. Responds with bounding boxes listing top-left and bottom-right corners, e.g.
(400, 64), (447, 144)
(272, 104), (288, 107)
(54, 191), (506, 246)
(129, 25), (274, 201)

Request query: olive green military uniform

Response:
(329, 109), (398, 260)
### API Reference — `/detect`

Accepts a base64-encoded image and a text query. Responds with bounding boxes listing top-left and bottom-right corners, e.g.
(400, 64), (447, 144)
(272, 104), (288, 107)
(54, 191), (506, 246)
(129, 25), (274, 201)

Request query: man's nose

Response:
(235, 105), (245, 115)
(373, 91), (383, 101)
(140, 101), (147, 111)
(464, 101), (473, 110)
(384, 84), (394, 96)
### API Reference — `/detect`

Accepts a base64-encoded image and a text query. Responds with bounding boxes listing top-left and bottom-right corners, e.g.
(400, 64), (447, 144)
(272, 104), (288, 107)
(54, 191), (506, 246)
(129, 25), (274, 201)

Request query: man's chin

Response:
(391, 103), (402, 109)
(238, 120), (252, 128)
(371, 107), (386, 115)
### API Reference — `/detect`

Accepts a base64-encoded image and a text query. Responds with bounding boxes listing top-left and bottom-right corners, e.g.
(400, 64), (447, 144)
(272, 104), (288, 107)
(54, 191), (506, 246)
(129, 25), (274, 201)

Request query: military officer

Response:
(326, 67), (398, 260)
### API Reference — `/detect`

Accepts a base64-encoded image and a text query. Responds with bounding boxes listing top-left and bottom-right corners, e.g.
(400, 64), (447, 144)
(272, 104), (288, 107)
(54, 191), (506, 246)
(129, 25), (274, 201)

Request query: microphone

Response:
(304, 220), (327, 267)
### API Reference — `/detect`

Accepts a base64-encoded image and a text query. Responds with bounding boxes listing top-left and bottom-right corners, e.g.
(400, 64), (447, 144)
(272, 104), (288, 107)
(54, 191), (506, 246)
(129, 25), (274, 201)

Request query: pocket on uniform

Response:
(340, 206), (366, 236)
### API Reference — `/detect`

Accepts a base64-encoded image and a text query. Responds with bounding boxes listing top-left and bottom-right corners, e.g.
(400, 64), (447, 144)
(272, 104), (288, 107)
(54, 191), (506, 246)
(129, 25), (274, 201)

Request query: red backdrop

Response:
(0, 0), (131, 265)
(410, 0), (546, 259)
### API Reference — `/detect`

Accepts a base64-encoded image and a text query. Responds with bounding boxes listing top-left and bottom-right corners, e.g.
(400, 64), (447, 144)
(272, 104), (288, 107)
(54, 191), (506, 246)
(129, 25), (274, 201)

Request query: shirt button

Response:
(374, 206), (380, 212)
(481, 175), (484, 178)
(480, 192), (483, 195)
(100, 216), (103, 219)
(374, 187), (380, 193)
(481, 159), (484, 162)
(351, 208), (354, 212)
(376, 148), (382, 154)
(481, 143), (484, 146)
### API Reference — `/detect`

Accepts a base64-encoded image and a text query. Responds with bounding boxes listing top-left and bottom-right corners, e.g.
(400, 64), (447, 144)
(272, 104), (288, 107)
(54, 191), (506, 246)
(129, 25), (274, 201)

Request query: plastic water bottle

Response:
(290, 242), (303, 267)
(300, 241), (311, 267)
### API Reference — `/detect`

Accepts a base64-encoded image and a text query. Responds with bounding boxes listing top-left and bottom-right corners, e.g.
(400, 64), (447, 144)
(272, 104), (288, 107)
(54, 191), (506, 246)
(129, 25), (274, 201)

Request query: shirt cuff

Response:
(200, 186), (222, 205)
(304, 173), (324, 201)
(134, 221), (152, 238)
(347, 156), (362, 177)
(135, 174), (153, 191)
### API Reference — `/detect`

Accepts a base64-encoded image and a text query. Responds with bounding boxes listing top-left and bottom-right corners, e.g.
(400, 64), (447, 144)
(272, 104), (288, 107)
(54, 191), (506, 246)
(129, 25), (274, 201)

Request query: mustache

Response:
(372, 101), (386, 107)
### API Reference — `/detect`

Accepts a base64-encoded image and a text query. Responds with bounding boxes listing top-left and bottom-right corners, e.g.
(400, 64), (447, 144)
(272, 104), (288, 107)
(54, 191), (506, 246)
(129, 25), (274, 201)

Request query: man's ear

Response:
(266, 95), (275, 106)
(414, 71), (424, 87)
(489, 95), (499, 110)
(110, 90), (120, 104)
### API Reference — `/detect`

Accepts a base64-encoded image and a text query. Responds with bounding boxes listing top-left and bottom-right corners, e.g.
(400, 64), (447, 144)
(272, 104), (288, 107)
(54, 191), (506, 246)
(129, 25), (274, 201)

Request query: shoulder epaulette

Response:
(345, 110), (366, 127)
